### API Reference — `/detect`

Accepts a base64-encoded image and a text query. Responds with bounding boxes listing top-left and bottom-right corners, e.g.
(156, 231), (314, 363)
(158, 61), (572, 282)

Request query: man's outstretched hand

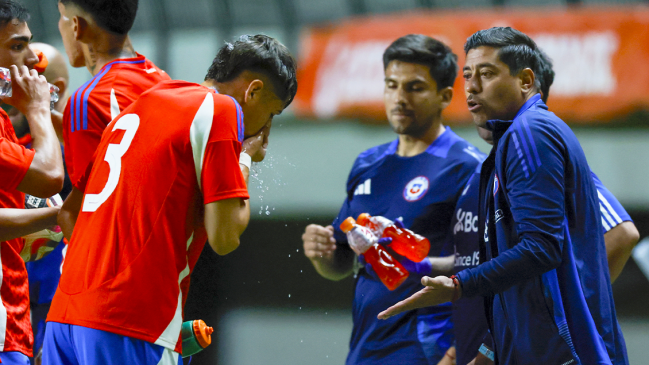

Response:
(377, 276), (459, 319)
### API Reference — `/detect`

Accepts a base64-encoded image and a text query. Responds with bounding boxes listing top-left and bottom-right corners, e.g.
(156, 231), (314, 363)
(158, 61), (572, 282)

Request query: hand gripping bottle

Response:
(340, 217), (409, 290)
(0, 67), (59, 110)
(356, 213), (430, 262)
(181, 320), (213, 358)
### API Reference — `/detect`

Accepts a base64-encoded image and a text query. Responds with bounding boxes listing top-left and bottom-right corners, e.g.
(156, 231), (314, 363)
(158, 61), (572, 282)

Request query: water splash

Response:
(249, 153), (297, 216)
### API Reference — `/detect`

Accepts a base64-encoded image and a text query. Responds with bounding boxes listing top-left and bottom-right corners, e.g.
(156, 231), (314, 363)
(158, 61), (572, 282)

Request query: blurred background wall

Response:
(21, 0), (649, 363)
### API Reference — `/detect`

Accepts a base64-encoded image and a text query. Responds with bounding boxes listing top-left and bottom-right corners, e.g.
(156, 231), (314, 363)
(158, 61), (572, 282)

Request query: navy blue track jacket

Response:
(456, 94), (627, 365)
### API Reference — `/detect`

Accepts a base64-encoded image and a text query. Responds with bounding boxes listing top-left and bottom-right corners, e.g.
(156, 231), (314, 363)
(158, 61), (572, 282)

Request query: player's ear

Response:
(439, 86), (453, 110)
(243, 79), (264, 105)
(73, 15), (89, 41)
(519, 68), (535, 94)
(51, 77), (67, 99)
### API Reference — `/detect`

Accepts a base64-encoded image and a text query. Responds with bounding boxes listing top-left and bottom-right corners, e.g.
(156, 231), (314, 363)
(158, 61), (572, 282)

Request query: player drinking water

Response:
(43, 34), (297, 365)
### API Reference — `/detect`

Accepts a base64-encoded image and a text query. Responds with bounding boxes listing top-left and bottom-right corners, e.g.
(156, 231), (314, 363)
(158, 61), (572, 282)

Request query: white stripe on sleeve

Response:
(600, 205), (616, 231)
(597, 191), (623, 224)
(189, 93), (215, 191)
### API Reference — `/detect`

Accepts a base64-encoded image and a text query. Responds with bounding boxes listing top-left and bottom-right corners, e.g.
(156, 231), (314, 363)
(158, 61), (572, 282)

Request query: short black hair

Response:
(205, 34), (298, 108)
(383, 34), (458, 89)
(0, 0), (29, 28)
(59, 0), (138, 35)
(464, 27), (542, 91)
(536, 48), (554, 104)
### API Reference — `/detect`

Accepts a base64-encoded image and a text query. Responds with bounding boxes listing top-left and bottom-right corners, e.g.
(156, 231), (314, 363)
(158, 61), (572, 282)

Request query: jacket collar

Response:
(485, 93), (542, 144)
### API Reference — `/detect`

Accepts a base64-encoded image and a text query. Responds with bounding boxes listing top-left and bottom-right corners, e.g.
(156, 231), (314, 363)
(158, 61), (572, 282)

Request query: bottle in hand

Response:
(340, 217), (409, 291)
(356, 213), (430, 262)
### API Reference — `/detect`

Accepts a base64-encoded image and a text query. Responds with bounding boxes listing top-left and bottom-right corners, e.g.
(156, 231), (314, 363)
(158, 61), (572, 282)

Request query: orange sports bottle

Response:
(356, 213), (430, 262)
(340, 217), (409, 290)
(182, 320), (213, 358)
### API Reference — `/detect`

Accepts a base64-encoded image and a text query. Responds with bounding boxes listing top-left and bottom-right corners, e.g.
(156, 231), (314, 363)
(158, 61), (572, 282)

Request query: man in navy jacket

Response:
(379, 27), (628, 365)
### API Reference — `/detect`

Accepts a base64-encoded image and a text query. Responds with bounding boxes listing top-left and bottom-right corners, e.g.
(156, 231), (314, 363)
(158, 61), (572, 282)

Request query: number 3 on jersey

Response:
(82, 114), (140, 212)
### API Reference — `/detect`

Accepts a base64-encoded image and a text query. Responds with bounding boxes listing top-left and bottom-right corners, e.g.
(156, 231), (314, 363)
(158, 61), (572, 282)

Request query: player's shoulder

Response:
(514, 97), (568, 136)
(97, 55), (169, 91)
(431, 128), (485, 166)
(212, 92), (241, 113)
(352, 140), (398, 171)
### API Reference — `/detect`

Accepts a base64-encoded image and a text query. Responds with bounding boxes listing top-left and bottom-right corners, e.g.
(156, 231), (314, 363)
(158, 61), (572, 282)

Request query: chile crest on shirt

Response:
(403, 176), (429, 202)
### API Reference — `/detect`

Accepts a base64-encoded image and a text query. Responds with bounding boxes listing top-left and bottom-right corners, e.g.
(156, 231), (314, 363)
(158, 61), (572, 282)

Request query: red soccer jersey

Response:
(62, 53), (170, 189)
(0, 109), (36, 356)
(48, 80), (249, 353)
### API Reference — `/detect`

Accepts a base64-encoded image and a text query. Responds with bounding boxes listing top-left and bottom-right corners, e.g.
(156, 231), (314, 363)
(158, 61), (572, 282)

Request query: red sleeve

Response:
(201, 139), (249, 204)
(0, 137), (34, 191)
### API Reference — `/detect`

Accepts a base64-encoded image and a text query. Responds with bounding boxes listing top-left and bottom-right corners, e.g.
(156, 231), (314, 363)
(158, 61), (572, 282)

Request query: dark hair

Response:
(464, 27), (541, 91)
(205, 34), (298, 107)
(59, 0), (138, 35)
(383, 34), (458, 89)
(536, 48), (554, 104)
(0, 0), (29, 28)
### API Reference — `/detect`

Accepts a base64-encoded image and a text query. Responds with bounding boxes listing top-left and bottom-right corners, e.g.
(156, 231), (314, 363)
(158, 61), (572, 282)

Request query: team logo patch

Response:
(493, 175), (500, 196)
(403, 176), (429, 202)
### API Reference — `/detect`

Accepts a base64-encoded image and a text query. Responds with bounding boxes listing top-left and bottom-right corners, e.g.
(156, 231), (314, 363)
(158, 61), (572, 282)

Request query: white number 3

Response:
(82, 114), (140, 212)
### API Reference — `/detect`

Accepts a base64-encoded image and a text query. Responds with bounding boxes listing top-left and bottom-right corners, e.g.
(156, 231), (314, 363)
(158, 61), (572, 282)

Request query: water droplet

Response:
(300, 340), (303, 343)
(288, 294), (291, 298)
(300, 270), (303, 273)
(299, 307), (302, 310)
(288, 254), (291, 257)
(265, 211), (270, 215)
(296, 249), (299, 252)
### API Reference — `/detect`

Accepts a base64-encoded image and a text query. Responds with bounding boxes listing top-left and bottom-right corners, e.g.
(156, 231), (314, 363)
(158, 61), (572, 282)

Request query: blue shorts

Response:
(42, 323), (182, 365)
(0, 352), (30, 365)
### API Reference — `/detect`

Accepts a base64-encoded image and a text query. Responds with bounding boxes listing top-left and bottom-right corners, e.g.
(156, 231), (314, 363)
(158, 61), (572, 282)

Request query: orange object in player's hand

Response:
(340, 217), (409, 291)
(357, 213), (430, 262)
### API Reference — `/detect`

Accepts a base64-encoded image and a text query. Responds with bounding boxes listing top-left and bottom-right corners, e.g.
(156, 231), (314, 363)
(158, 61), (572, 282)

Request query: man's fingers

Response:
(421, 276), (435, 286)
(377, 297), (417, 320)
(20, 65), (29, 79)
(378, 279), (452, 320)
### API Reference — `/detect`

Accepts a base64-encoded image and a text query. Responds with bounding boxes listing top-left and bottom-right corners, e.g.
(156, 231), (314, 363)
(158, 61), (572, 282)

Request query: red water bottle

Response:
(356, 213), (430, 262)
(340, 217), (409, 291)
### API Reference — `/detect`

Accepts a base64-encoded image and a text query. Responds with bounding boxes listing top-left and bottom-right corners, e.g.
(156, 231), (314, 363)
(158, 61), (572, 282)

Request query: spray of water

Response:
(249, 153), (297, 216)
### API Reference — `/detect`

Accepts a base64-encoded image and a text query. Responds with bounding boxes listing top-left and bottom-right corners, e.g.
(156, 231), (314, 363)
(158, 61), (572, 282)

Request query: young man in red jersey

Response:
(55, 0), (169, 192)
(0, 1), (66, 363)
(43, 34), (297, 365)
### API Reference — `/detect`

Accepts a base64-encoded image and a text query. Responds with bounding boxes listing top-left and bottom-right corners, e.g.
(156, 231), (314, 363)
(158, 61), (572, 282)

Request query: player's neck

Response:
(83, 36), (137, 76)
(396, 122), (446, 157)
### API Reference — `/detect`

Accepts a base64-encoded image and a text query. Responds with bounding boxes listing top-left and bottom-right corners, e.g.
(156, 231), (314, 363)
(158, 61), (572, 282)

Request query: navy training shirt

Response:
(332, 128), (482, 365)
(450, 165), (489, 365)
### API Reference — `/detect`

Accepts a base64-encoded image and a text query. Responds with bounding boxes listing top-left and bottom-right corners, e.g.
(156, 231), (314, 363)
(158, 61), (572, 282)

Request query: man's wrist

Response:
(24, 107), (51, 125)
(239, 152), (252, 170)
(450, 275), (462, 302)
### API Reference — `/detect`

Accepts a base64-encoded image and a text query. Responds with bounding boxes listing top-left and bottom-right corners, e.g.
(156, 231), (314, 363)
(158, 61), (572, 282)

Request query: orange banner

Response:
(294, 6), (649, 123)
